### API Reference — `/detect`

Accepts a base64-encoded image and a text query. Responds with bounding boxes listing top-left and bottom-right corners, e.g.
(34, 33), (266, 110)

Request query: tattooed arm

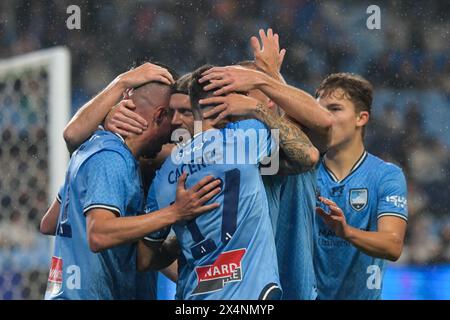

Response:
(201, 94), (319, 174)
(253, 102), (319, 174)
(199, 65), (332, 153)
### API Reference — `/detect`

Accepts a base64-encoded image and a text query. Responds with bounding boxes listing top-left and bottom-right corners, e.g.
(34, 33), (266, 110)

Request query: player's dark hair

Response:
(189, 64), (216, 120)
(172, 72), (192, 95)
(315, 73), (373, 115)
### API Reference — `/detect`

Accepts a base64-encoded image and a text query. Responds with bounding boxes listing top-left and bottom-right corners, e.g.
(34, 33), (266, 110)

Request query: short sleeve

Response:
(56, 185), (64, 203)
(377, 165), (408, 221)
(143, 181), (171, 242)
(82, 151), (131, 217)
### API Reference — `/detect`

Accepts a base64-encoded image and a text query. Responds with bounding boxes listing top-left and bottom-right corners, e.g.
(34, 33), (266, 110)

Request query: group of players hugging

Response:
(40, 28), (408, 300)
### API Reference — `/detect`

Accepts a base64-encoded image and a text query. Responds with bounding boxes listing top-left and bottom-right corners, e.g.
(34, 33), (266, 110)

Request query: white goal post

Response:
(0, 47), (71, 202)
(0, 47), (70, 299)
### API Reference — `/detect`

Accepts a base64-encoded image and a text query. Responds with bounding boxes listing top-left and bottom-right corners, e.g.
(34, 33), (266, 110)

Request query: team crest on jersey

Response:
(192, 248), (246, 295)
(349, 188), (368, 211)
(46, 256), (63, 295)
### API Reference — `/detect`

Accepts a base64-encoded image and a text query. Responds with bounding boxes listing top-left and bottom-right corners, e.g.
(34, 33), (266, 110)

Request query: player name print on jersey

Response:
(151, 120), (281, 299)
(193, 249), (246, 295)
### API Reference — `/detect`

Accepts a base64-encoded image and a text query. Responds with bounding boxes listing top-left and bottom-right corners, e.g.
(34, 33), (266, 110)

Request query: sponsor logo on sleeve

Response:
(385, 195), (407, 208)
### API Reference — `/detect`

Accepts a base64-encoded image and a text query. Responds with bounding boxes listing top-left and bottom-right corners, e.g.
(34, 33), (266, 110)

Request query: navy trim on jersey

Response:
(187, 220), (205, 243)
(324, 166), (339, 182)
(323, 150), (368, 183)
(259, 283), (282, 300)
(56, 194), (62, 204)
(221, 168), (240, 243)
(143, 236), (165, 242)
(83, 204), (121, 217)
(377, 212), (408, 222)
(191, 238), (217, 259)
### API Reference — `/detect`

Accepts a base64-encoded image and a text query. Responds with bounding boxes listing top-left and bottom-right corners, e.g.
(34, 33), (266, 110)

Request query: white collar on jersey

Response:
(98, 125), (125, 143)
(323, 150), (368, 183)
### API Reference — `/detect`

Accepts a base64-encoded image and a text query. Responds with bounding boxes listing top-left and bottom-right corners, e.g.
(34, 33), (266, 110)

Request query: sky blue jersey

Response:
(45, 130), (156, 300)
(146, 119), (281, 300)
(314, 151), (408, 300)
(263, 170), (319, 300)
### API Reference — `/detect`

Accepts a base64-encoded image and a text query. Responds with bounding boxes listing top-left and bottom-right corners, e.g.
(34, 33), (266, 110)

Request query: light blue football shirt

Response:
(314, 151), (408, 300)
(146, 119), (281, 300)
(45, 130), (156, 300)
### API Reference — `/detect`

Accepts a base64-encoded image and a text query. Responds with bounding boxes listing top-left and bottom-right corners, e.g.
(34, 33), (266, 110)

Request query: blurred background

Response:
(0, 0), (449, 299)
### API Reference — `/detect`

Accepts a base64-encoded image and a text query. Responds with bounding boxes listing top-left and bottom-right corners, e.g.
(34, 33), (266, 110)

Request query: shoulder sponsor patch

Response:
(385, 195), (407, 208)
(349, 188), (368, 211)
(192, 248), (246, 296)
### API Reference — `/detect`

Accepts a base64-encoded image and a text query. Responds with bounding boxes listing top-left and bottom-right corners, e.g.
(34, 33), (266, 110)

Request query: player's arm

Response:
(40, 186), (64, 235)
(86, 173), (221, 253)
(258, 76), (332, 153)
(199, 68), (332, 153)
(137, 236), (180, 273)
(253, 101), (320, 174)
(250, 28), (332, 152)
(201, 93), (319, 174)
(316, 197), (407, 261)
(161, 260), (178, 282)
(250, 28), (286, 83)
(40, 198), (60, 235)
(63, 63), (174, 153)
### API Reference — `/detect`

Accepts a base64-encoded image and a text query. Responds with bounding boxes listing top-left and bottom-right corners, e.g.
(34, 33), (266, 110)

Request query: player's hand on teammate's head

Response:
(251, 28), (286, 77)
(200, 93), (259, 125)
(199, 65), (265, 96)
(118, 62), (175, 89)
(172, 172), (222, 221)
(315, 196), (348, 238)
(104, 99), (148, 137)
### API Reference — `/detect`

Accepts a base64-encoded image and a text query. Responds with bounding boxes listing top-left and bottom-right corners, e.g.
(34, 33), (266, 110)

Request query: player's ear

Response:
(123, 88), (133, 99)
(154, 106), (169, 126)
(356, 111), (369, 127)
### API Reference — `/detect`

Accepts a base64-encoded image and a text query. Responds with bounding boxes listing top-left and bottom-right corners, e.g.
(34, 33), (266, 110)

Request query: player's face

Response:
(170, 93), (194, 135)
(318, 88), (361, 149)
(133, 90), (173, 158)
(142, 114), (172, 159)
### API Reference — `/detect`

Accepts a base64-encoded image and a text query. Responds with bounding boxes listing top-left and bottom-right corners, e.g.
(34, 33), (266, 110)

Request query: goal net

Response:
(0, 47), (70, 299)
